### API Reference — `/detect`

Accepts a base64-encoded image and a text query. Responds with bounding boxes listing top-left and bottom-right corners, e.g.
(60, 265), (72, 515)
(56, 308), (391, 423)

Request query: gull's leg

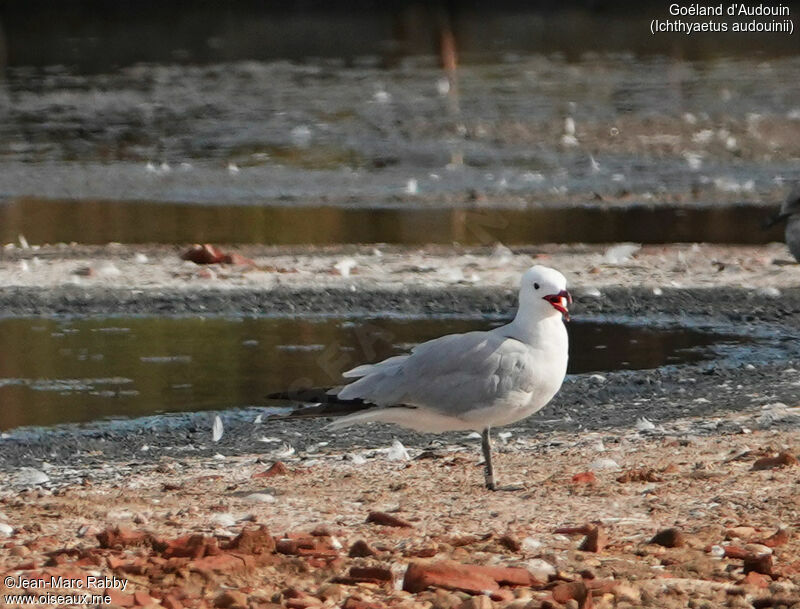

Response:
(481, 427), (496, 490)
(482, 426), (525, 492)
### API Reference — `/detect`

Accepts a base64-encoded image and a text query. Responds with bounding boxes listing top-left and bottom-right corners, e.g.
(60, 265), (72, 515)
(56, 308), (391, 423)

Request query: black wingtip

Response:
(266, 386), (365, 406)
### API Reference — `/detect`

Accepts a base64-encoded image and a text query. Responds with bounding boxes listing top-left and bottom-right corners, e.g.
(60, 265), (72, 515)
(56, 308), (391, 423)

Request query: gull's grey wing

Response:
(336, 331), (537, 414)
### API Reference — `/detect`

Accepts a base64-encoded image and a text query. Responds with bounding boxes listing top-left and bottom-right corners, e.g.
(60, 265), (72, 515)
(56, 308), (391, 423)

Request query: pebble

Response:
(16, 468), (50, 485)
(212, 513), (237, 527)
(244, 493), (276, 503)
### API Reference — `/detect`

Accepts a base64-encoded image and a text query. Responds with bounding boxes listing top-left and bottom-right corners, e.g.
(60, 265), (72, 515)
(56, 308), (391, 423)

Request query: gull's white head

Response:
(518, 265), (572, 321)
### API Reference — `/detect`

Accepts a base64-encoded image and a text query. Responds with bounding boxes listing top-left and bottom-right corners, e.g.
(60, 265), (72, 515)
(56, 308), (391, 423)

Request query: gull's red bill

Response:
(543, 289), (572, 321)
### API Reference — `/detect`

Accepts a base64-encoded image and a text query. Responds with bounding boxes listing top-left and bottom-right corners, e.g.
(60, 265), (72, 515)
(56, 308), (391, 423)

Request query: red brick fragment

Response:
(571, 471), (597, 484)
(403, 562), (498, 594)
(134, 590), (155, 606)
(181, 244), (254, 266)
(227, 526), (275, 554)
(97, 527), (150, 549)
(252, 462), (289, 478)
(105, 589), (136, 607)
(190, 552), (251, 577)
(552, 581), (593, 609)
(182, 244), (225, 264)
(742, 571), (771, 588)
(761, 528), (790, 548)
(723, 545), (750, 559)
(403, 560), (540, 595)
(348, 566), (393, 583)
(366, 511), (413, 528)
(162, 596), (183, 609)
(407, 547), (438, 558)
(743, 554), (773, 576)
(752, 452), (799, 470)
(157, 534), (220, 559)
(276, 536), (338, 558)
(578, 525), (606, 553)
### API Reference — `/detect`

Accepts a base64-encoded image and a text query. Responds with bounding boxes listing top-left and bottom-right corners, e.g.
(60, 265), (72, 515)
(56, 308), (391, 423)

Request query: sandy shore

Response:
(2, 410), (800, 609)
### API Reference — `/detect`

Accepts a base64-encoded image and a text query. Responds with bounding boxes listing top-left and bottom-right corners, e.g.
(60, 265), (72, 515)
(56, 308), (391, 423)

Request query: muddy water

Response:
(0, 197), (784, 245)
(0, 315), (754, 430)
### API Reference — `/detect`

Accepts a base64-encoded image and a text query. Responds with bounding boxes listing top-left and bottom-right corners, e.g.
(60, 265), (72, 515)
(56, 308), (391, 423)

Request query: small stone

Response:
(726, 526), (756, 540)
(349, 539), (378, 557)
(182, 244), (225, 264)
(649, 528), (684, 548)
(613, 584), (640, 603)
(551, 582), (590, 606)
(589, 458), (620, 471)
(498, 534), (521, 552)
(228, 525), (275, 554)
(616, 468), (662, 483)
(244, 493), (276, 503)
(10, 545), (29, 557)
(317, 584), (346, 603)
(458, 595), (493, 609)
(524, 558), (555, 582)
(310, 525), (332, 537)
(212, 513), (237, 528)
(214, 590), (248, 609)
(429, 589), (463, 609)
(366, 511), (413, 528)
(0, 522), (13, 537)
(16, 468), (50, 485)
(751, 451), (799, 470)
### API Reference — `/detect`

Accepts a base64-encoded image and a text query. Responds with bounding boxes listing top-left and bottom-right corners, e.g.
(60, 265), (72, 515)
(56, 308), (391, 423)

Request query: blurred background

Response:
(0, 0), (798, 244)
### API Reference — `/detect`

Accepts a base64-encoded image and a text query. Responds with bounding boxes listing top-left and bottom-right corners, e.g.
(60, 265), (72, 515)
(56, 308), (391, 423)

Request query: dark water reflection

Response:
(0, 197), (783, 246)
(2, 2), (798, 73)
(0, 315), (745, 430)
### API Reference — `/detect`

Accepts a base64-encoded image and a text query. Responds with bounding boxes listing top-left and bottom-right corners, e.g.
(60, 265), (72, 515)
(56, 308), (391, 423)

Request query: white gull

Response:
(327, 265), (571, 490)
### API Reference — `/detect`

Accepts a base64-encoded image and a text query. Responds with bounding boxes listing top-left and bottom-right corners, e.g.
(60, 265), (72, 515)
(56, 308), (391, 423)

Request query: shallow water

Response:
(0, 197), (784, 245)
(0, 315), (753, 430)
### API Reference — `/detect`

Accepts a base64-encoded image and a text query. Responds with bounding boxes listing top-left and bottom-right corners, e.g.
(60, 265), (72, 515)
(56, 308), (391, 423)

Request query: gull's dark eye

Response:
(534, 282), (540, 290)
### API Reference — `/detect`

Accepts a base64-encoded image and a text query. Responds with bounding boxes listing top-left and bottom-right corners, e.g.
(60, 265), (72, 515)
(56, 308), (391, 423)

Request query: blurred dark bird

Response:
(765, 185), (800, 262)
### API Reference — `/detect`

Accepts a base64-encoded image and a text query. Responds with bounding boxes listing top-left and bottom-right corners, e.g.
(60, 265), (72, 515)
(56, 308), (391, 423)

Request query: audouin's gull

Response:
(766, 184), (800, 262)
(327, 265), (571, 490)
